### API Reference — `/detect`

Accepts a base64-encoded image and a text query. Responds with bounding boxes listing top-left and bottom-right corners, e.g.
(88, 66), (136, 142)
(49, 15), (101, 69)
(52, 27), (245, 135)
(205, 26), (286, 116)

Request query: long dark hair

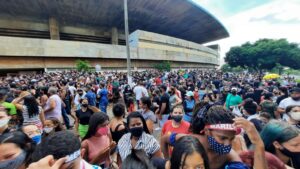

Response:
(83, 112), (109, 140)
(170, 136), (210, 169)
(0, 131), (35, 167)
(24, 95), (39, 118)
(122, 149), (156, 169)
(126, 112), (150, 134)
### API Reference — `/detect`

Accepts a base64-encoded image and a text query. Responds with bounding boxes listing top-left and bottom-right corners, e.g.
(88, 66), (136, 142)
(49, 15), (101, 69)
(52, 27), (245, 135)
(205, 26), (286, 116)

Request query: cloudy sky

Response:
(192, 0), (300, 66)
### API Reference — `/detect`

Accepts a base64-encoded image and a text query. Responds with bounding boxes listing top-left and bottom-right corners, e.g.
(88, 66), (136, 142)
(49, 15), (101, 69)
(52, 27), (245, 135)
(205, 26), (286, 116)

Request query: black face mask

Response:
(78, 93), (83, 96)
(130, 127), (144, 138)
(172, 115), (183, 123)
(232, 91), (237, 95)
(280, 146), (300, 168)
(81, 104), (88, 107)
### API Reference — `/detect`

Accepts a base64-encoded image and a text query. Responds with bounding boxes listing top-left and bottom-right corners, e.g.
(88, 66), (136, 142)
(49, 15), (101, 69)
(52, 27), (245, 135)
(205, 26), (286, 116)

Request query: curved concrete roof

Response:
(0, 0), (229, 44)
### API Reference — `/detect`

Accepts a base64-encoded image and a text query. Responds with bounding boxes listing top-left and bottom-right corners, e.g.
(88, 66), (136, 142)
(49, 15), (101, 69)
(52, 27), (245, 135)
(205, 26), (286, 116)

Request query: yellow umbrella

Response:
(263, 73), (280, 80)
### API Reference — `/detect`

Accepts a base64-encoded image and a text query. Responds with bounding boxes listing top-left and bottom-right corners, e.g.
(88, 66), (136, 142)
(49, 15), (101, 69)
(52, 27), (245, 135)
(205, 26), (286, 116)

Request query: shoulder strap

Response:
(115, 123), (124, 131)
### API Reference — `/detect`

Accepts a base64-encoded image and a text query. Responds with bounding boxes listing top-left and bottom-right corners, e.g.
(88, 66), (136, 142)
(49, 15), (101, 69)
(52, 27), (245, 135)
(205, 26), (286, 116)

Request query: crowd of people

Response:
(0, 69), (299, 169)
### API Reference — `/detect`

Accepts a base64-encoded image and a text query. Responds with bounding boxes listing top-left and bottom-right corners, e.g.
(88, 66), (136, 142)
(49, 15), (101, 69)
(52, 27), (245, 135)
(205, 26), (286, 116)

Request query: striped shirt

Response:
(117, 132), (160, 161)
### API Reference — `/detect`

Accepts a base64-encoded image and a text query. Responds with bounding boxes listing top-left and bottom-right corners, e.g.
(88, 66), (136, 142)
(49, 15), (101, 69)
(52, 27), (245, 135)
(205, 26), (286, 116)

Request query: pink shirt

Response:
(83, 135), (110, 163)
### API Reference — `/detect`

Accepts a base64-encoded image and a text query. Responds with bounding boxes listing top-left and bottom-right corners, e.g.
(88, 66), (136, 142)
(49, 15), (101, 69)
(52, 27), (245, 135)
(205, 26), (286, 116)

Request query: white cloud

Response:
(197, 0), (300, 66)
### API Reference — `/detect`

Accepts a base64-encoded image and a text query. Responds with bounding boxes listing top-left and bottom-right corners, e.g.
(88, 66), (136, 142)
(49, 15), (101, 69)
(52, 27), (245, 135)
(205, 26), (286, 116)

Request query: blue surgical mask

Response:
(207, 135), (232, 155)
(0, 150), (27, 169)
(32, 134), (42, 144)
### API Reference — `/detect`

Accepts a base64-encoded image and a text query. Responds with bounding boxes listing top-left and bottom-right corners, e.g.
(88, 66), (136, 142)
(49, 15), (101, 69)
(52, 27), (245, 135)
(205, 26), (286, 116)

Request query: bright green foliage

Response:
(225, 39), (300, 71)
(153, 61), (171, 72)
(75, 59), (91, 72)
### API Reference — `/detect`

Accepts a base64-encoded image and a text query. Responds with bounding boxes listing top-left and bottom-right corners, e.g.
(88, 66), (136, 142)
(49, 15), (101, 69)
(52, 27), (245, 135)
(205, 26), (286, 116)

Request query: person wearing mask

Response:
(114, 112), (162, 162)
(183, 91), (195, 123)
(161, 105), (264, 169)
(81, 112), (112, 167)
(276, 87), (289, 105)
(97, 83), (109, 113)
(161, 105), (190, 157)
(158, 85), (170, 127)
(168, 86), (182, 112)
(0, 131), (35, 169)
(21, 124), (43, 144)
(0, 106), (11, 135)
(74, 99), (99, 139)
(42, 117), (64, 140)
(13, 94), (45, 129)
(225, 87), (243, 110)
(285, 105), (300, 130)
(31, 131), (101, 169)
(74, 88), (86, 110)
(261, 120), (300, 169)
(278, 87), (300, 118)
(139, 96), (156, 134)
(0, 88), (17, 122)
(44, 87), (63, 123)
(110, 103), (127, 143)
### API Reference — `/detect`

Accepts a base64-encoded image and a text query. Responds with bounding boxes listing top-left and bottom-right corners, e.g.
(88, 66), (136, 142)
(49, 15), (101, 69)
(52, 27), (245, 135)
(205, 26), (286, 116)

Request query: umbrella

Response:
(263, 73), (280, 80)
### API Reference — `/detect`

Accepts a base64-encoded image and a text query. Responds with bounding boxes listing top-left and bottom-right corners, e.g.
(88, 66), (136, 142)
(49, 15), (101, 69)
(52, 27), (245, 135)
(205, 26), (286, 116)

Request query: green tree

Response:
(153, 61), (171, 72)
(225, 39), (300, 71)
(75, 59), (91, 72)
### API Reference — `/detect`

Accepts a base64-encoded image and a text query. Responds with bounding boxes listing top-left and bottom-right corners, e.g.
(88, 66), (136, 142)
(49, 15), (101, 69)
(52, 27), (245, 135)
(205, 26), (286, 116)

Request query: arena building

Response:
(0, 0), (229, 74)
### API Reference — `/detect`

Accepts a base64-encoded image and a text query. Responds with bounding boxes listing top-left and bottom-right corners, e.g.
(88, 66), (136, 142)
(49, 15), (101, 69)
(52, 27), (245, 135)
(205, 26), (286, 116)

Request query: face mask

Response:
(130, 127), (144, 138)
(43, 127), (54, 134)
(78, 93), (83, 96)
(96, 126), (109, 136)
(81, 104), (88, 108)
(0, 118), (9, 128)
(280, 146), (300, 168)
(32, 134), (42, 144)
(290, 112), (300, 121)
(0, 150), (27, 169)
(172, 115), (183, 123)
(231, 91), (237, 95)
(207, 135), (232, 155)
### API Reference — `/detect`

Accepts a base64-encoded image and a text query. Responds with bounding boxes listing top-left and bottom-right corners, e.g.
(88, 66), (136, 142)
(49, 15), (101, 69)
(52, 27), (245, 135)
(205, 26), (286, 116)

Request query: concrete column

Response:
(49, 17), (60, 40)
(111, 27), (118, 45)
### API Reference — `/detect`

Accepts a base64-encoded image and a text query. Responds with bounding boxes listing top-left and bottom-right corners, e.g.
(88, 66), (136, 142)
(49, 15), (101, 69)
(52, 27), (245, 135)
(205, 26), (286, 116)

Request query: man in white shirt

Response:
(278, 87), (300, 119)
(133, 81), (148, 109)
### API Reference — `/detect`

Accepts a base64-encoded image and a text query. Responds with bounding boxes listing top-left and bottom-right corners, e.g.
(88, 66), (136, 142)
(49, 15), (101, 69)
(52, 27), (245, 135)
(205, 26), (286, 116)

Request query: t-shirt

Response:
(76, 109), (94, 125)
(161, 120), (190, 135)
(85, 91), (96, 106)
(226, 94), (242, 109)
(141, 110), (156, 122)
(1, 102), (17, 115)
(133, 86), (148, 100)
(160, 93), (170, 115)
(278, 97), (300, 110)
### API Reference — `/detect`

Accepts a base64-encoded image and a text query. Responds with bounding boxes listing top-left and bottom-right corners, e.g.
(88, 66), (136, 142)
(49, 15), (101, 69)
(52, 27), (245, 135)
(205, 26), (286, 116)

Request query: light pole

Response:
(124, 0), (131, 82)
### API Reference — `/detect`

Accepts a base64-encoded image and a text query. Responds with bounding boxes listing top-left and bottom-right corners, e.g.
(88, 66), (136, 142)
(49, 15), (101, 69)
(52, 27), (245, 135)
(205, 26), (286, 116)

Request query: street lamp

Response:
(124, 0), (131, 83)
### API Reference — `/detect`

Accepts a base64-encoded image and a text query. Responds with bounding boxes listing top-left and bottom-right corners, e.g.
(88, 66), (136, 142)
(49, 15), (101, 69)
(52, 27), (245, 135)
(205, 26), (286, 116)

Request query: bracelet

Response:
(169, 132), (177, 146)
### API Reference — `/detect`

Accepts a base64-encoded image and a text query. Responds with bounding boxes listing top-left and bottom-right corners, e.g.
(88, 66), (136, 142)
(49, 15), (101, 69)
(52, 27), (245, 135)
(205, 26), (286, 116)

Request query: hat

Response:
(186, 91), (194, 97)
(290, 87), (300, 93)
(231, 87), (238, 91)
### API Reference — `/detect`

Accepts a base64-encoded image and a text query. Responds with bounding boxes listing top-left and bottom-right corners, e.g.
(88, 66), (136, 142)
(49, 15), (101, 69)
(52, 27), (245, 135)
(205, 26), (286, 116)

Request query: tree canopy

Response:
(75, 59), (91, 72)
(225, 39), (300, 70)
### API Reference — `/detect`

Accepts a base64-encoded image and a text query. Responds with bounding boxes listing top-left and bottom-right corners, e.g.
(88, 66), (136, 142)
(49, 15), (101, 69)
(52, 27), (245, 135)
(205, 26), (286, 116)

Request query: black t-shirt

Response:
(75, 109), (94, 125)
(160, 93), (170, 115)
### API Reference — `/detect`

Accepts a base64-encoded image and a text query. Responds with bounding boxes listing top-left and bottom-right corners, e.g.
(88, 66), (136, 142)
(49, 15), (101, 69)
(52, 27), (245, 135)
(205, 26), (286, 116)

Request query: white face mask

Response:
(290, 112), (300, 121)
(0, 118), (10, 128)
(43, 127), (54, 134)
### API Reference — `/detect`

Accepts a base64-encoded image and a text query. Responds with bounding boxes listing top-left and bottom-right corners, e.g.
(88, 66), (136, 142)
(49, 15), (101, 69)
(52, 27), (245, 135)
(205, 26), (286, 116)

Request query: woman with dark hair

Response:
(114, 112), (162, 162)
(81, 112), (111, 166)
(74, 98), (95, 139)
(42, 117), (64, 141)
(139, 96), (156, 134)
(285, 105), (300, 130)
(13, 93), (45, 128)
(261, 120), (300, 168)
(110, 103), (127, 143)
(168, 136), (209, 169)
(0, 106), (11, 135)
(260, 92), (278, 119)
(0, 131), (35, 169)
(183, 91), (196, 122)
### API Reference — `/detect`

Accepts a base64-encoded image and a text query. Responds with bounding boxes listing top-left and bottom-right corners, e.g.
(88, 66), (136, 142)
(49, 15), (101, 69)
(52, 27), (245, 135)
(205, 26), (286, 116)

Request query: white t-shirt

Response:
(133, 86), (148, 100)
(68, 86), (77, 96)
(278, 97), (300, 110)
